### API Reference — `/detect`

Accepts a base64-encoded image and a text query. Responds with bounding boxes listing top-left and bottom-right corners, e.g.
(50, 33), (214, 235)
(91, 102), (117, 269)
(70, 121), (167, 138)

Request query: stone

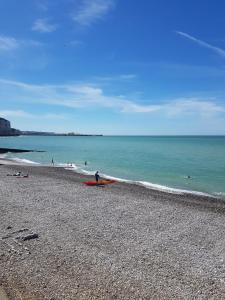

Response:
(21, 233), (39, 241)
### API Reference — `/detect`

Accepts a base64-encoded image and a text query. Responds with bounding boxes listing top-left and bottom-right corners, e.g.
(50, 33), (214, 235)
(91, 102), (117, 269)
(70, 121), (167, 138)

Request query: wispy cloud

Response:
(94, 74), (137, 82)
(73, 0), (115, 26)
(165, 98), (225, 117)
(0, 79), (224, 117)
(176, 31), (225, 58)
(0, 35), (43, 52)
(35, 0), (48, 12)
(0, 110), (66, 120)
(69, 40), (84, 47)
(32, 18), (57, 33)
(0, 36), (45, 69)
(0, 78), (161, 113)
(119, 74), (137, 80)
(0, 110), (32, 118)
(0, 36), (19, 51)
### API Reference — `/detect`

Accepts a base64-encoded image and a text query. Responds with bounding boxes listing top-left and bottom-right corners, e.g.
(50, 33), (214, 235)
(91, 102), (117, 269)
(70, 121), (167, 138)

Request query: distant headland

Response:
(22, 131), (102, 137)
(0, 118), (20, 136)
(0, 117), (102, 137)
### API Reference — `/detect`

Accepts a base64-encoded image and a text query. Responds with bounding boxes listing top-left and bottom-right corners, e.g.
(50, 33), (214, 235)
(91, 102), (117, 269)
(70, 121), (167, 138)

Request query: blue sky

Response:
(0, 0), (225, 134)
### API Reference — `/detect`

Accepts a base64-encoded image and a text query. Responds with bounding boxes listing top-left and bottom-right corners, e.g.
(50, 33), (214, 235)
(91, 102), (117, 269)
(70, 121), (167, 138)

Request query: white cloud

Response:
(0, 110), (32, 118)
(0, 110), (66, 120)
(73, 0), (115, 26)
(94, 74), (137, 82)
(0, 79), (224, 118)
(0, 36), (19, 51)
(0, 35), (43, 53)
(32, 19), (57, 33)
(176, 31), (225, 58)
(165, 98), (225, 117)
(35, 0), (48, 11)
(69, 40), (84, 47)
(121, 103), (161, 113)
(119, 74), (137, 80)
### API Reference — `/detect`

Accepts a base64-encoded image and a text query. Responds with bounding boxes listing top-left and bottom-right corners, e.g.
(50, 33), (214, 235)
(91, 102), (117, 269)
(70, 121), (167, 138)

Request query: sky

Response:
(0, 0), (225, 135)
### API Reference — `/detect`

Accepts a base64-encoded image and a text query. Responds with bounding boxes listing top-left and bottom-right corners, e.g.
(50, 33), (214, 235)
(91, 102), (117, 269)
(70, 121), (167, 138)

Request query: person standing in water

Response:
(51, 158), (54, 166)
(95, 171), (100, 182)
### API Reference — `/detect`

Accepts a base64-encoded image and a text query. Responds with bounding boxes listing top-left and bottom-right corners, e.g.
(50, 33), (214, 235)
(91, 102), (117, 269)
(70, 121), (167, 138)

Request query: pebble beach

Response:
(1, 163), (225, 299)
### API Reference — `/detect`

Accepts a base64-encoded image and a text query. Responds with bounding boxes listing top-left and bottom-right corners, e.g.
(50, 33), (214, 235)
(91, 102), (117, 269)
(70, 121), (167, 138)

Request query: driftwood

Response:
(2, 228), (29, 240)
(21, 233), (39, 241)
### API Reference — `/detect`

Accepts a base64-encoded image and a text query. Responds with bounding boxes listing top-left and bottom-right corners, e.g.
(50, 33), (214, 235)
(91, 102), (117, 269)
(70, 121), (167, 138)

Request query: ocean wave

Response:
(10, 157), (40, 165)
(66, 167), (213, 197)
(214, 192), (225, 197)
(58, 163), (79, 170)
(137, 181), (212, 197)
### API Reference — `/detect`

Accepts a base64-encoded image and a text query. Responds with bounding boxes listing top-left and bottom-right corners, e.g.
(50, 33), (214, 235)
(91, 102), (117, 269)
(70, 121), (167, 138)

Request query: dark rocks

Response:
(21, 233), (39, 241)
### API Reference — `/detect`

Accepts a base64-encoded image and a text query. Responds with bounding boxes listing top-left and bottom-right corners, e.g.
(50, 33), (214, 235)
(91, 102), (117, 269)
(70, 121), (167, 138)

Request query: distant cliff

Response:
(0, 117), (102, 137)
(0, 118), (21, 136)
(21, 131), (103, 136)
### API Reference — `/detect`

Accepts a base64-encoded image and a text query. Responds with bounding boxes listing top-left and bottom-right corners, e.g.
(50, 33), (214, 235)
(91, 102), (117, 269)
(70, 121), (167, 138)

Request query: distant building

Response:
(0, 117), (21, 136)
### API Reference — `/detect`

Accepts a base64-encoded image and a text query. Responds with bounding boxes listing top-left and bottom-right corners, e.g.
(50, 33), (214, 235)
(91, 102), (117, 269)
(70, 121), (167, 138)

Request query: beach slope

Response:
(1, 164), (225, 299)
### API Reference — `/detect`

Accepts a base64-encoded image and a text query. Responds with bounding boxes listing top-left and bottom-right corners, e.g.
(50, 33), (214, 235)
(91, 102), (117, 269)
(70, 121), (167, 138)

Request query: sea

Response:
(1, 136), (225, 198)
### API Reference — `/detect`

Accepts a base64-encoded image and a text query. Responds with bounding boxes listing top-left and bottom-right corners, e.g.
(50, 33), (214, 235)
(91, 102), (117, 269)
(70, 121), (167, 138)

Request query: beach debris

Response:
(2, 228), (29, 240)
(12, 228), (29, 234)
(7, 171), (21, 176)
(2, 240), (19, 254)
(2, 238), (31, 256)
(1, 228), (37, 257)
(20, 233), (39, 241)
(7, 171), (29, 178)
(13, 239), (31, 254)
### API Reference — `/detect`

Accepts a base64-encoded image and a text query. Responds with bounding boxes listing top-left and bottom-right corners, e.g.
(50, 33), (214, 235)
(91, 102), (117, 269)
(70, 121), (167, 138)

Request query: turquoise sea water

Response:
(1, 136), (225, 198)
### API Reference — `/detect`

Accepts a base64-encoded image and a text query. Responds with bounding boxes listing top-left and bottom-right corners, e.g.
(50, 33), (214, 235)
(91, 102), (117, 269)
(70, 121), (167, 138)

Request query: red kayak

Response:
(83, 180), (116, 186)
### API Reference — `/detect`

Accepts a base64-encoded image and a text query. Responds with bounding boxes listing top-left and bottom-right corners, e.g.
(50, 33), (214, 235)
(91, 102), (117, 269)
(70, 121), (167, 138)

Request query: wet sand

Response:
(1, 164), (225, 299)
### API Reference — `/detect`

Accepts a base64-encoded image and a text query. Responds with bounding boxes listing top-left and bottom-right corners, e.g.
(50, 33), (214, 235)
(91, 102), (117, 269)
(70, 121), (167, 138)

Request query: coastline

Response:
(1, 135), (225, 199)
(0, 156), (216, 199)
(1, 163), (225, 299)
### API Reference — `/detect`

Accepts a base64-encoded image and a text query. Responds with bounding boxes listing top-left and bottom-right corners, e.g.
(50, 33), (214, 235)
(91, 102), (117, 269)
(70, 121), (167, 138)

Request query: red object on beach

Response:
(83, 180), (116, 186)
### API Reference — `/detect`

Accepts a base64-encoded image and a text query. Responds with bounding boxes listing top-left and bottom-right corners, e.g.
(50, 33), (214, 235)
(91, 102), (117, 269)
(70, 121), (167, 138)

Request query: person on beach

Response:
(95, 171), (100, 182)
(85, 161), (87, 166)
(51, 158), (54, 166)
(7, 171), (28, 178)
(15, 171), (21, 176)
(7, 171), (21, 177)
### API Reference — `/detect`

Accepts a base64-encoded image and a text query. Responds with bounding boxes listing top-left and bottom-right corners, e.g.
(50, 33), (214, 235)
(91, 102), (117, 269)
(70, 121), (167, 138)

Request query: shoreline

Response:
(1, 164), (225, 299)
(0, 157), (218, 200)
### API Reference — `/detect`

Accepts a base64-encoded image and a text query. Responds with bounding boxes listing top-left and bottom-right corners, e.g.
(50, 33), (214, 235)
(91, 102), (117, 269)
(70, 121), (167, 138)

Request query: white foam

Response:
(65, 166), (212, 197)
(101, 173), (131, 183)
(60, 163), (95, 175)
(58, 163), (79, 170)
(137, 181), (212, 197)
(11, 157), (40, 165)
(214, 192), (225, 197)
